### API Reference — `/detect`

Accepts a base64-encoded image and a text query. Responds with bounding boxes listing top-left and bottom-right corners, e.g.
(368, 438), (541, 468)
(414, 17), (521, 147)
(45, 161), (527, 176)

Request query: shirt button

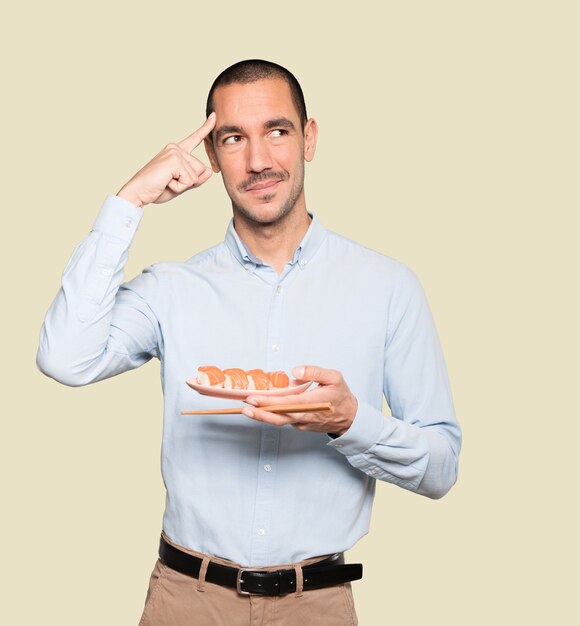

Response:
(335, 443), (343, 448)
(125, 219), (133, 229)
(257, 528), (266, 536)
(370, 468), (379, 475)
(271, 344), (280, 352)
(299, 259), (307, 268)
(276, 285), (282, 294)
(101, 268), (113, 276)
(264, 464), (272, 472)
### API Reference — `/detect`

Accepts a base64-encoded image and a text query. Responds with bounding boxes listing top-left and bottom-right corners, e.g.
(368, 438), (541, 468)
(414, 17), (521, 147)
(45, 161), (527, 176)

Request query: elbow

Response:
(422, 472), (458, 500)
(416, 425), (461, 499)
(416, 450), (460, 500)
(36, 347), (88, 387)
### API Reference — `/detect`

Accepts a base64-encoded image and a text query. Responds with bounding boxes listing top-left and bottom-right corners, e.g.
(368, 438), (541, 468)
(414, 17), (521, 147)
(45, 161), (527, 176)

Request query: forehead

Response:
(212, 78), (299, 125)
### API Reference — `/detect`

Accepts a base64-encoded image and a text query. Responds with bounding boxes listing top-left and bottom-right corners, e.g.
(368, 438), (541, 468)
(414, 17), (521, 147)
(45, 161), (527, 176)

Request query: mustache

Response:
(238, 171), (288, 192)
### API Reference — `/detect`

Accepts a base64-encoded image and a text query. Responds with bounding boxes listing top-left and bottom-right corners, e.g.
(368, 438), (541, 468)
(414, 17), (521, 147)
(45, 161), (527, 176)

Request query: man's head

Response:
(206, 59), (308, 130)
(204, 60), (317, 227)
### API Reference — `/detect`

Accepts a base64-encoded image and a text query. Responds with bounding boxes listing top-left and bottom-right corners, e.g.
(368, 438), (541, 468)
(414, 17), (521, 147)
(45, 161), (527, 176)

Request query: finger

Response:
(183, 153), (211, 177)
(191, 166), (212, 188)
(165, 158), (199, 195)
(176, 152), (213, 188)
(167, 177), (193, 195)
(170, 150), (215, 191)
(245, 391), (321, 409)
(292, 365), (342, 385)
(241, 405), (294, 428)
(243, 404), (343, 434)
(177, 113), (217, 154)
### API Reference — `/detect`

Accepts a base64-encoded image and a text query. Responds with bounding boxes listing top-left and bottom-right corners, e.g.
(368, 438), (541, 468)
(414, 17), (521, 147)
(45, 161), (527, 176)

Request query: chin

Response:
(234, 200), (295, 226)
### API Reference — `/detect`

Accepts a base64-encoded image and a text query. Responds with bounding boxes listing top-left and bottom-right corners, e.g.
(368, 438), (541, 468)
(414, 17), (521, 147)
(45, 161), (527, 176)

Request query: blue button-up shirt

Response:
(37, 195), (461, 566)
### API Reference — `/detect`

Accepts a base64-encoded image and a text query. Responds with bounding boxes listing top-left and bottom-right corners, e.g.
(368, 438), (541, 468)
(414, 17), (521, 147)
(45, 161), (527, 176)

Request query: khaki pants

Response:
(138, 533), (358, 626)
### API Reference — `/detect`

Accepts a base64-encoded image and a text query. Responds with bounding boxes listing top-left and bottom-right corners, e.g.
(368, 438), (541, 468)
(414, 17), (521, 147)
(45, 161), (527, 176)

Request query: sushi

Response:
(195, 366), (291, 390)
(247, 369), (270, 390)
(268, 370), (290, 389)
(223, 368), (249, 389)
(196, 366), (226, 387)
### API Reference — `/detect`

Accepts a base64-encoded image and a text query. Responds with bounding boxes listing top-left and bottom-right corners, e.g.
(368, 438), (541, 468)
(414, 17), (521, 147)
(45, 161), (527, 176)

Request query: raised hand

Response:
(243, 366), (358, 436)
(117, 113), (216, 208)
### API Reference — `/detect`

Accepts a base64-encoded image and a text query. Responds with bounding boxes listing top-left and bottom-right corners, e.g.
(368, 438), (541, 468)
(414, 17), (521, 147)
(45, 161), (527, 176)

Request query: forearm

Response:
(328, 399), (460, 498)
(36, 195), (154, 386)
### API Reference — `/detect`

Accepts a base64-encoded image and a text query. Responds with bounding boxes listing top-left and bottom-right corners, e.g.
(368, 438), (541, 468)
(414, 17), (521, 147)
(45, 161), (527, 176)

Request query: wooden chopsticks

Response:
(181, 402), (333, 415)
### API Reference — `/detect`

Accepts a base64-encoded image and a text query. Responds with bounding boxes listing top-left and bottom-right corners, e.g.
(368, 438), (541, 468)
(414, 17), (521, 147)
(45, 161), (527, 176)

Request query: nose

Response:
(246, 138), (272, 173)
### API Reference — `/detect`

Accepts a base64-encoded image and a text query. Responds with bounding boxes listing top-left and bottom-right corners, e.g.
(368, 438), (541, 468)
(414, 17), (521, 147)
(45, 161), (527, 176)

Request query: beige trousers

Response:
(138, 533), (358, 626)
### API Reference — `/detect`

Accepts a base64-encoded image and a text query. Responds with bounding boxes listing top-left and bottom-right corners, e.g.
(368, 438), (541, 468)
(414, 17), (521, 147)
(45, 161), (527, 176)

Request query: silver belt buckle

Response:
(237, 567), (281, 595)
(236, 568), (255, 595)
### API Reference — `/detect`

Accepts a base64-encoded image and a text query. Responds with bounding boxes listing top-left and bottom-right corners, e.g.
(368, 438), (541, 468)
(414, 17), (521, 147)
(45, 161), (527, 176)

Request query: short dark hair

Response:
(206, 59), (308, 128)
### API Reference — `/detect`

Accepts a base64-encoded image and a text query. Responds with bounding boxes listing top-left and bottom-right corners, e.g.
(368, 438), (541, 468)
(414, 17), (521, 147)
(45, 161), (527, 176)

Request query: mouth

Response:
(245, 179), (282, 193)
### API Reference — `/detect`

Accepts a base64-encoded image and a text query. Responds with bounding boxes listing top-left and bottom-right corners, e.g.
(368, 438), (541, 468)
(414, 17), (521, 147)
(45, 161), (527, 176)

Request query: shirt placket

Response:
(249, 271), (288, 565)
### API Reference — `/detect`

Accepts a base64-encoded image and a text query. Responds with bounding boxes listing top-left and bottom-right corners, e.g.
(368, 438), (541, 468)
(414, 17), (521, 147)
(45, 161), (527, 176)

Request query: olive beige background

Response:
(1, 1), (578, 624)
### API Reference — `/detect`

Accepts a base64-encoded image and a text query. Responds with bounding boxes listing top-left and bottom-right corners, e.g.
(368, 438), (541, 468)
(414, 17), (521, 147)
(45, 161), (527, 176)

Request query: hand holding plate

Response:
(243, 365), (358, 436)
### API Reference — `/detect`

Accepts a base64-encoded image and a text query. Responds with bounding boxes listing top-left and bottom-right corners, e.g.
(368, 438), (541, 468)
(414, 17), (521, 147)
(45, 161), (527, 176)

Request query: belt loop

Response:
(196, 556), (211, 592)
(293, 564), (304, 598)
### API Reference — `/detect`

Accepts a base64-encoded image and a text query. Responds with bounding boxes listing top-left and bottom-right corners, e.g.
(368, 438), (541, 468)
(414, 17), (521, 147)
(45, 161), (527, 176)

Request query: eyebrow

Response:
(214, 124), (244, 142)
(214, 118), (296, 142)
(264, 117), (296, 132)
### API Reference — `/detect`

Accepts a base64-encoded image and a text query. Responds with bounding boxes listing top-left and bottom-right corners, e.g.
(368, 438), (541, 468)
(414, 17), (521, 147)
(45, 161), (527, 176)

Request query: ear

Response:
(303, 118), (318, 162)
(204, 136), (221, 173)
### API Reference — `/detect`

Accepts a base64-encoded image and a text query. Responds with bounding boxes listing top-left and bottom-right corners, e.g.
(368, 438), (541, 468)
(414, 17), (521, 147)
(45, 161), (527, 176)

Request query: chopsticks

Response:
(181, 402), (333, 415)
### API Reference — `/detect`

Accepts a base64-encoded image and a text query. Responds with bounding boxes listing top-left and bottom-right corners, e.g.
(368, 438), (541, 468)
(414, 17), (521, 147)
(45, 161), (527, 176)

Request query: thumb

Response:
(292, 365), (342, 385)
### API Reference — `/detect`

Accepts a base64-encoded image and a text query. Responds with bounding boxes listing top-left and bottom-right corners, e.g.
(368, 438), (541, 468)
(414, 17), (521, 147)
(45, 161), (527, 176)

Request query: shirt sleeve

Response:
(327, 262), (461, 499)
(36, 195), (162, 386)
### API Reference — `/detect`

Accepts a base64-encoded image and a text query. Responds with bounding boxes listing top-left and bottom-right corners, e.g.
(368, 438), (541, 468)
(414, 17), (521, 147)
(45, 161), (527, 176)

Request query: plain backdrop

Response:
(1, 1), (578, 624)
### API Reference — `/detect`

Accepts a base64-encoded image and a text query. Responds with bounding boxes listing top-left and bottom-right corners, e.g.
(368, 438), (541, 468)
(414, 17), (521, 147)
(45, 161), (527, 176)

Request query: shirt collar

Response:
(224, 213), (328, 272)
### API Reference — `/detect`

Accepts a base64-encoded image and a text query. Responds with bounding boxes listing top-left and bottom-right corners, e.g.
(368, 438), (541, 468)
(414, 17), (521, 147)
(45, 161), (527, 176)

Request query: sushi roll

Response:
(195, 365), (292, 391)
(197, 366), (226, 387)
(247, 369), (270, 390)
(268, 370), (290, 389)
(223, 368), (250, 389)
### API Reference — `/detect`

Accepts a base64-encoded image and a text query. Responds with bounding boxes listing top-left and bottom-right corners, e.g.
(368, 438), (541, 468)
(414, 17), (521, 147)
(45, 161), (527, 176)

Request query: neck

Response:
(233, 205), (312, 274)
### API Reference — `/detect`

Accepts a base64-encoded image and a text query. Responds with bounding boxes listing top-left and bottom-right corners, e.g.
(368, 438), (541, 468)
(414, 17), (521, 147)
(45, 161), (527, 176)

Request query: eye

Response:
(223, 135), (242, 145)
(270, 129), (288, 138)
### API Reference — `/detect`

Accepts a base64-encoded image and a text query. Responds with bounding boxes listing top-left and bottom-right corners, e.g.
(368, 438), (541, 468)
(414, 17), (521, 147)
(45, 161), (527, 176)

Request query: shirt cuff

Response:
(327, 397), (396, 456)
(92, 194), (144, 244)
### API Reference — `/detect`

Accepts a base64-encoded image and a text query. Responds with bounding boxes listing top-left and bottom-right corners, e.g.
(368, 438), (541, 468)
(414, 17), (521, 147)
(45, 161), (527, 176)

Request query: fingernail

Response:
(242, 408), (254, 418)
(246, 397), (258, 406)
(293, 366), (306, 379)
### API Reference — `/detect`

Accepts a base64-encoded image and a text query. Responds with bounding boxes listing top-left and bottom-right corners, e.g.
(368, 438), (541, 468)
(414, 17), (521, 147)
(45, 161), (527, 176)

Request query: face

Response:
(204, 78), (317, 226)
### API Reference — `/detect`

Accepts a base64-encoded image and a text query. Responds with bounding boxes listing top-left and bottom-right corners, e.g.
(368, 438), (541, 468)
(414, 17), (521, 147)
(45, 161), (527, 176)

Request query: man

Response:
(37, 60), (461, 625)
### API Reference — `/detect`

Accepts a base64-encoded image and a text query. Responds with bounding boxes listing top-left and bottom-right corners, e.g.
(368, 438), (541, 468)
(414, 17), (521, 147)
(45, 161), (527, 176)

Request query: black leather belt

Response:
(159, 536), (363, 596)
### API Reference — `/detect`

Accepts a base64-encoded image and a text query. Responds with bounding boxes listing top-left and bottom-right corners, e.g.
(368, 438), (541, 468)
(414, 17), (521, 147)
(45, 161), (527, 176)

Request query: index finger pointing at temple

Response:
(177, 112), (216, 153)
